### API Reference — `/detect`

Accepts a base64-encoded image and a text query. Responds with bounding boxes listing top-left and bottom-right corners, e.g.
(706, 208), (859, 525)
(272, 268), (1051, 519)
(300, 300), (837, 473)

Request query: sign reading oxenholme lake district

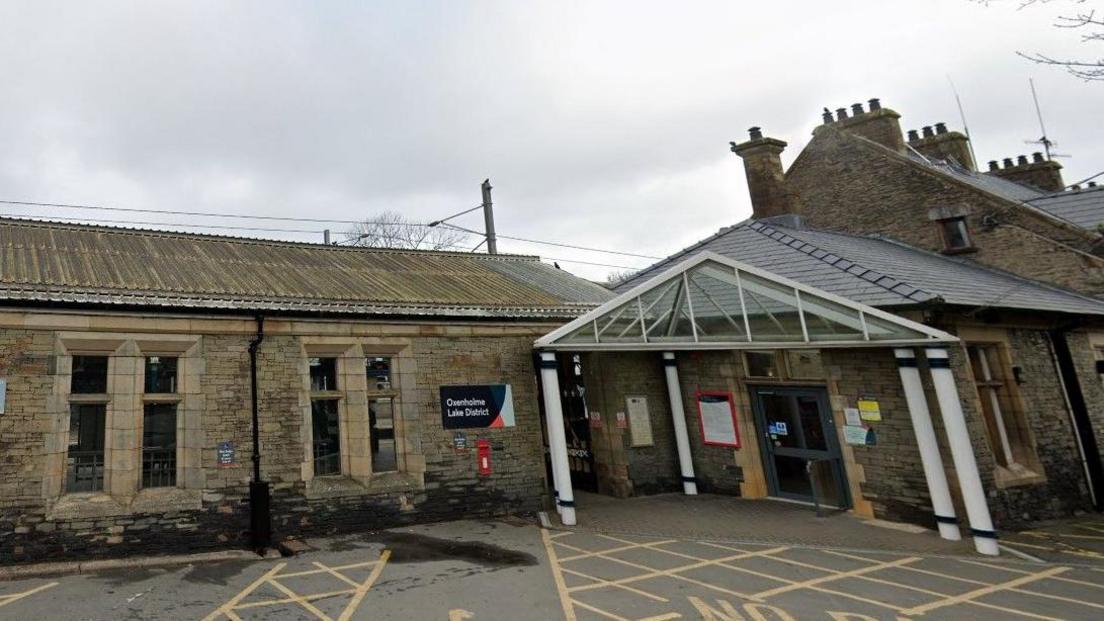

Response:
(440, 385), (516, 429)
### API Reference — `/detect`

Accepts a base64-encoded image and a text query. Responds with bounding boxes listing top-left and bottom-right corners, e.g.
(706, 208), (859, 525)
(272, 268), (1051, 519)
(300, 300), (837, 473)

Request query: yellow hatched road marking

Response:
(638, 614), (682, 621)
(234, 588), (357, 610)
(337, 549), (390, 621)
(555, 538), (782, 601)
(560, 539), (680, 562)
(311, 561), (363, 589)
(752, 555), (920, 599)
(266, 577), (333, 621)
(571, 597), (630, 621)
(0, 582), (59, 608)
(901, 566), (1069, 616)
(1011, 586), (1104, 610)
(202, 562), (287, 621)
(598, 534), (748, 561)
(542, 528), (579, 621)
(560, 567), (670, 602)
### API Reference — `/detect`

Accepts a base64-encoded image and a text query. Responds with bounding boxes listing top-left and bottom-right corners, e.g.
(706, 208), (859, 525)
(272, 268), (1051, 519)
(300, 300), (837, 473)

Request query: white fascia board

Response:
(534, 250), (959, 348)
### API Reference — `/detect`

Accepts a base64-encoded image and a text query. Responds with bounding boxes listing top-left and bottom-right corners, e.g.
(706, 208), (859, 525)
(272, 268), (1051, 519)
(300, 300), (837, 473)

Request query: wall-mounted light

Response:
(1012, 365), (1025, 385)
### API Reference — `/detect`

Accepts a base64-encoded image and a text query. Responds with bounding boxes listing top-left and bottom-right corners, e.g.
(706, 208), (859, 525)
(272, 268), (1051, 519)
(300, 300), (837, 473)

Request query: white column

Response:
(663, 353), (698, 495)
(894, 348), (960, 541)
(539, 352), (576, 525)
(927, 347), (999, 556)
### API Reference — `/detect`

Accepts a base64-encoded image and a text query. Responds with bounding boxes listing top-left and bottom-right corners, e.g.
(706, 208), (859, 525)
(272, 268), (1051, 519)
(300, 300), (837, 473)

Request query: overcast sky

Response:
(2, 1), (1102, 280)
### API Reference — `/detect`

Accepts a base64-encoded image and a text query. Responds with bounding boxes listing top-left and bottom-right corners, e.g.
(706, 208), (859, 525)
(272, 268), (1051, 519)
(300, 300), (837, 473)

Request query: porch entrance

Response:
(750, 386), (849, 509)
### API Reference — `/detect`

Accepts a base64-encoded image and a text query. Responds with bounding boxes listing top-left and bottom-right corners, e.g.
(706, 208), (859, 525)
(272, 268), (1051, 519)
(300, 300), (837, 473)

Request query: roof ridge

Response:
(613, 217), (752, 289)
(745, 221), (938, 304)
(0, 216), (544, 263)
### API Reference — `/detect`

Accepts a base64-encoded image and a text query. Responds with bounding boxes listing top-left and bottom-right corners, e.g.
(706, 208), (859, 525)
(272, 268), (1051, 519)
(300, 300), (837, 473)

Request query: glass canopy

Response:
(536, 252), (956, 351)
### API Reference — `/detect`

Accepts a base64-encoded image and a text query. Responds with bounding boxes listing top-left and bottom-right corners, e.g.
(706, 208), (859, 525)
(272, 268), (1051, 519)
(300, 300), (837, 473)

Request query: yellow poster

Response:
(857, 399), (881, 422)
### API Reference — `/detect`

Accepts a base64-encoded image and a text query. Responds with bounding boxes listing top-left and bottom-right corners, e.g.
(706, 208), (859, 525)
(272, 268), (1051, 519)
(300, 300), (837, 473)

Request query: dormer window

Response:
(938, 217), (974, 254)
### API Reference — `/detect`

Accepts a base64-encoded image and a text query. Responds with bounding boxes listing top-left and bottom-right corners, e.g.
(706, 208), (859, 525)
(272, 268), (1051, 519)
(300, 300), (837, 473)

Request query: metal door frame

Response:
(749, 385), (851, 509)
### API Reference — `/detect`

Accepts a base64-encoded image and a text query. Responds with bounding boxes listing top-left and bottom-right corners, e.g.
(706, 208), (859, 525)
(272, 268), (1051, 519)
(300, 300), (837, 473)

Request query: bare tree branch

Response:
(979, 0), (1104, 80)
(344, 210), (470, 251)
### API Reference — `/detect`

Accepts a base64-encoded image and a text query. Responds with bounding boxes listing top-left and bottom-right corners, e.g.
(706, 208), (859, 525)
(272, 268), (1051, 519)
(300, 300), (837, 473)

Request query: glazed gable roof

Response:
(615, 218), (1104, 317)
(0, 218), (613, 319)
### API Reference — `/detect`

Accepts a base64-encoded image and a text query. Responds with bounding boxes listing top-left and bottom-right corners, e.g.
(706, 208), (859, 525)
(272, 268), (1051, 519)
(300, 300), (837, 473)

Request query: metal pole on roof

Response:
(482, 179), (498, 255)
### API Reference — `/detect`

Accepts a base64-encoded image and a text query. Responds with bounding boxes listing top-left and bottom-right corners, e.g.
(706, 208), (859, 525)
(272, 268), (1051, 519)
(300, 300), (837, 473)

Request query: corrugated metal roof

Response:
(616, 218), (1104, 316)
(0, 218), (613, 318)
(1027, 185), (1104, 230)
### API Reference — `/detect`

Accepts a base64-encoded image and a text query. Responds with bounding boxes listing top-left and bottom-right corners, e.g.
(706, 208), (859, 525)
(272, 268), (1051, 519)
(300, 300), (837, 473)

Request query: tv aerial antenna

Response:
(1024, 78), (1071, 160)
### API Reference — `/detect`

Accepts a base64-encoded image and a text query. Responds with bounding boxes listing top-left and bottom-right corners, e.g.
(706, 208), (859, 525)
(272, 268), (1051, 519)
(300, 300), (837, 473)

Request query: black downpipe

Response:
(248, 315), (272, 550)
(1049, 329), (1104, 511)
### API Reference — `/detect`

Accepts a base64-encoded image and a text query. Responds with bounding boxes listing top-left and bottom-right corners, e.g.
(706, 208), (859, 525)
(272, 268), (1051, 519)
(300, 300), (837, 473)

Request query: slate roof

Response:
(1027, 185), (1104, 230)
(907, 152), (1046, 203)
(0, 218), (613, 319)
(615, 218), (1104, 317)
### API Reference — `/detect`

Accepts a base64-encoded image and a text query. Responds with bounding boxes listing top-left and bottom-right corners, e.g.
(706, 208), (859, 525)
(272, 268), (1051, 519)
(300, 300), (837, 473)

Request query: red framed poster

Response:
(696, 391), (741, 448)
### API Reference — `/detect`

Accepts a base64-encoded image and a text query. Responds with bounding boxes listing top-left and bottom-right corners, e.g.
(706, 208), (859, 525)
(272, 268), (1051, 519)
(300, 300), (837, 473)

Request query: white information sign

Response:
(626, 395), (653, 446)
(844, 407), (861, 426)
(0, 378), (5, 415)
(697, 392), (740, 447)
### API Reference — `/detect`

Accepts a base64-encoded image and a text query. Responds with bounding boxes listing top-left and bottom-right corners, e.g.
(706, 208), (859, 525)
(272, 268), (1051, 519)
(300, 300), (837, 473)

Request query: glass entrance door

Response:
(751, 387), (849, 508)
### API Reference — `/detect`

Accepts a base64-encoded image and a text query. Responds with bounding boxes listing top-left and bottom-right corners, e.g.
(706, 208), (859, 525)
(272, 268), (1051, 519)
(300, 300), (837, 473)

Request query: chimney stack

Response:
(906, 121), (976, 170)
(730, 127), (800, 220)
(817, 97), (906, 153)
(987, 152), (1065, 193)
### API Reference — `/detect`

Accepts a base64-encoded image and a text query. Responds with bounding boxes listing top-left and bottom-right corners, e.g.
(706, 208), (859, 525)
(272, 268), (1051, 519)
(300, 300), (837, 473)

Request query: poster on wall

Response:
(696, 391), (741, 448)
(626, 395), (654, 446)
(440, 385), (516, 429)
(857, 398), (882, 422)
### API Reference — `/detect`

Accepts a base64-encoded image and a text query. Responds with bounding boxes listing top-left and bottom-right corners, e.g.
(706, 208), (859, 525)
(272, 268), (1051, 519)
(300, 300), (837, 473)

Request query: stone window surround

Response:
(957, 327), (1046, 489)
(44, 332), (204, 520)
(299, 337), (424, 499)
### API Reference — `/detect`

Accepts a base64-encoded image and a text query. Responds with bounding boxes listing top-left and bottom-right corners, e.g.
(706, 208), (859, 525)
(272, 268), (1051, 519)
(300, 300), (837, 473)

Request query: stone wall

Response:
(0, 313), (552, 563)
(785, 128), (1104, 296)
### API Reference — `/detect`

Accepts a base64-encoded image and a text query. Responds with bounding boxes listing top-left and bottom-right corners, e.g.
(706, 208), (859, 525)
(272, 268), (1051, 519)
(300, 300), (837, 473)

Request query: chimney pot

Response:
(1017, 154), (1029, 166)
(1087, 181), (1097, 187)
(935, 122), (948, 135)
(1032, 152), (1045, 163)
(907, 129), (920, 142)
(1003, 158), (1015, 168)
(988, 160), (1000, 171)
(867, 98), (881, 111)
(922, 125), (934, 138)
(851, 103), (864, 116)
(748, 126), (763, 140)
(822, 108), (834, 124)
(836, 108), (848, 121)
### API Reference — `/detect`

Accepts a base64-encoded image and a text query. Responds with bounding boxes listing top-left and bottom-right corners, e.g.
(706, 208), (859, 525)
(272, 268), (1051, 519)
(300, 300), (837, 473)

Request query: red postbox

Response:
(476, 439), (492, 476)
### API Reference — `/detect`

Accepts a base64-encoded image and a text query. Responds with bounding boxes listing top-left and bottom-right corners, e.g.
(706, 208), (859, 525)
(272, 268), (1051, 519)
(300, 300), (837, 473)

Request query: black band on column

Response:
(896, 357), (918, 368)
(927, 358), (951, 369)
(663, 358), (678, 368)
(681, 476), (697, 483)
(970, 528), (998, 539)
(558, 499), (575, 508)
(539, 360), (559, 369)
(934, 514), (958, 524)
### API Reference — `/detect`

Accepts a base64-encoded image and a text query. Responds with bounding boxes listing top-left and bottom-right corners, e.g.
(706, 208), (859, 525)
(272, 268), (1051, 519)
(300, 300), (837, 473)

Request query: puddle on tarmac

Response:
(363, 532), (537, 567)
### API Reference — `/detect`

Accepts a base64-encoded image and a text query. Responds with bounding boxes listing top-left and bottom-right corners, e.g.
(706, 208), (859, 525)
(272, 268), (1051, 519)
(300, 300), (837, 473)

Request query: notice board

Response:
(696, 391), (740, 448)
(625, 395), (653, 446)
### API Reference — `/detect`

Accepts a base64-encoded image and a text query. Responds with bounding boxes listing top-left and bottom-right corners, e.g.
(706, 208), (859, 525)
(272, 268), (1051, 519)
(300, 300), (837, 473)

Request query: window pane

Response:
(864, 313), (929, 341)
(785, 350), (824, 379)
(143, 403), (177, 488)
(366, 357), (392, 391)
(71, 356), (108, 394)
(942, 218), (970, 249)
(799, 294), (865, 342)
(639, 277), (694, 342)
(745, 351), (780, 378)
(144, 356), (178, 393)
(594, 301), (644, 343)
(687, 264), (748, 342)
(67, 404), (105, 492)
(739, 273), (805, 342)
(311, 399), (341, 475)
(370, 398), (398, 472)
(560, 320), (597, 344)
(309, 357), (338, 391)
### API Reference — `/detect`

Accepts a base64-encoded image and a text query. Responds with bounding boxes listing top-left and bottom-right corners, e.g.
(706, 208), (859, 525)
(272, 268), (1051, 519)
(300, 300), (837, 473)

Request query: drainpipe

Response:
(248, 315), (272, 551)
(1047, 329), (1104, 511)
